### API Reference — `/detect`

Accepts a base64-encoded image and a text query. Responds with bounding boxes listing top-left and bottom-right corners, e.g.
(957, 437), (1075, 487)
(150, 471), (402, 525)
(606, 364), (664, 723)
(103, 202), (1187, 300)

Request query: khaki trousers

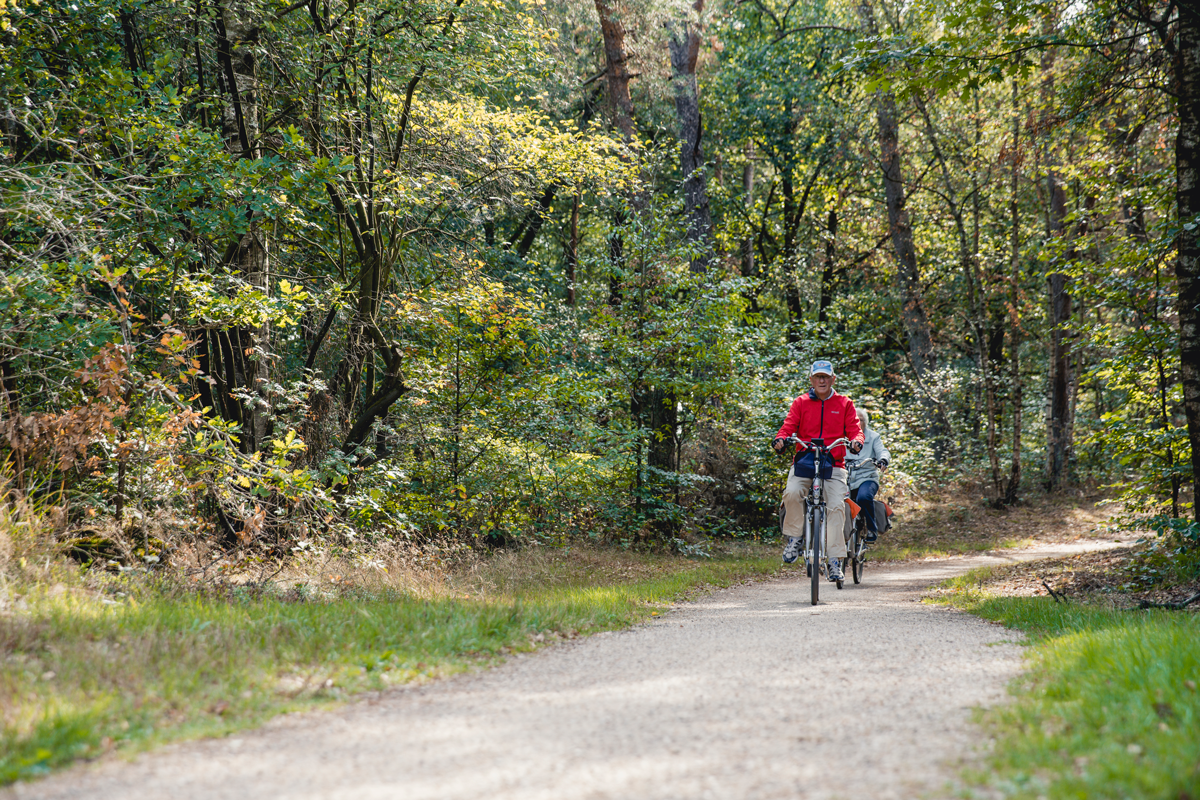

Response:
(779, 466), (848, 559)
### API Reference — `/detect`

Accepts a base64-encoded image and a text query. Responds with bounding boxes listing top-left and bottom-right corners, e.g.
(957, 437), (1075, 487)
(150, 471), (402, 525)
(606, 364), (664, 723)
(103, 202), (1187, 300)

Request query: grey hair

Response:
(857, 408), (870, 430)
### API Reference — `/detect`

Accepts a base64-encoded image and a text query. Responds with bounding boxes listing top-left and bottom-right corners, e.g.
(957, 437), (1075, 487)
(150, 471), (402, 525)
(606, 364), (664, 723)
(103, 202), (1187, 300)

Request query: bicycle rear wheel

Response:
(810, 506), (823, 605)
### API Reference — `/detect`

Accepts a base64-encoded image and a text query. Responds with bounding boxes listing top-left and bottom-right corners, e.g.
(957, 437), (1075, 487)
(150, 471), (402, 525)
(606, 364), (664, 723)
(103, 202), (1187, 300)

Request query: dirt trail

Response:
(5, 541), (1126, 800)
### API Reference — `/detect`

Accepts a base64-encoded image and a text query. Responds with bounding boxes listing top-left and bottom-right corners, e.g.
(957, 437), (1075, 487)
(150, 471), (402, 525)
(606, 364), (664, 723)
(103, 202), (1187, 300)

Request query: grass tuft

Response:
(935, 590), (1200, 799)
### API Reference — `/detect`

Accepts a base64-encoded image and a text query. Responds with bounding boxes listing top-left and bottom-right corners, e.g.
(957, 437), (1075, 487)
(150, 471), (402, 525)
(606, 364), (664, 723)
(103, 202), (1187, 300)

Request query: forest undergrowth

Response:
(0, 497), (784, 787)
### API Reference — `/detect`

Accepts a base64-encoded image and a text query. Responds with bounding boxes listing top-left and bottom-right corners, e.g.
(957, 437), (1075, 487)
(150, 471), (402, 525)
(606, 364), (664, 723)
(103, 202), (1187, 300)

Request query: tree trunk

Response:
(982, 306), (1002, 499)
(857, 0), (944, 449)
(1006, 81), (1024, 506)
(594, 0), (640, 308)
(510, 96), (599, 263)
(668, 0), (712, 272)
(973, 97), (1002, 500)
(817, 209), (837, 335)
(1175, 4), (1200, 523)
(741, 140), (756, 280)
(594, 0), (676, 533)
(594, 1), (636, 144)
(323, 5), (464, 465)
(779, 136), (822, 343)
(566, 193), (579, 307)
(928, 92), (1000, 496)
(781, 98), (802, 342)
(511, 185), (556, 259)
(639, 387), (677, 477)
(876, 78), (935, 377)
(1045, 256), (1072, 491)
(1041, 41), (1073, 493)
(215, 1), (269, 454)
(1043, 165), (1073, 492)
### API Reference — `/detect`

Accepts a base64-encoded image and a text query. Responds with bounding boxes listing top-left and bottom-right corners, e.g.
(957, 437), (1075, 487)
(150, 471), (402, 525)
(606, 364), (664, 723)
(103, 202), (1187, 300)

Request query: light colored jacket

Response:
(846, 427), (891, 491)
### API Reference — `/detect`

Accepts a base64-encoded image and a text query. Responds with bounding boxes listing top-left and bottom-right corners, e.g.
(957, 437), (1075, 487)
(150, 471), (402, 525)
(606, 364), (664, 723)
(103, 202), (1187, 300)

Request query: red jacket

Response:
(775, 389), (865, 468)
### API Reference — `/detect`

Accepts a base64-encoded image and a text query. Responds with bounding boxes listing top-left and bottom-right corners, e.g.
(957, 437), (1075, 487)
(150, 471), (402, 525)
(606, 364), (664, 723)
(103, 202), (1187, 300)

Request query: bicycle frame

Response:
(803, 471), (827, 567)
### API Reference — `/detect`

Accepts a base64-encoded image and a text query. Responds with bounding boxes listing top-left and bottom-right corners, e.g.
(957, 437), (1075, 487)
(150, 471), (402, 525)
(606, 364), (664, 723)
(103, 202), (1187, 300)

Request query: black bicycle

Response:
(785, 435), (852, 605)
(844, 456), (892, 585)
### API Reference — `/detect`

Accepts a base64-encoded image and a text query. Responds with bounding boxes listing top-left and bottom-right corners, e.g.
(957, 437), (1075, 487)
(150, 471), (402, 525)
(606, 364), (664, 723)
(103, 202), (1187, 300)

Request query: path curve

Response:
(5, 542), (1124, 800)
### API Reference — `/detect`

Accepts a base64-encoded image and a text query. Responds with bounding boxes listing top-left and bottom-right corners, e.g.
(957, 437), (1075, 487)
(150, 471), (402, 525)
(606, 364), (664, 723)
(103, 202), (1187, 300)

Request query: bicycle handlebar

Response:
(782, 435), (852, 451)
(846, 456), (887, 469)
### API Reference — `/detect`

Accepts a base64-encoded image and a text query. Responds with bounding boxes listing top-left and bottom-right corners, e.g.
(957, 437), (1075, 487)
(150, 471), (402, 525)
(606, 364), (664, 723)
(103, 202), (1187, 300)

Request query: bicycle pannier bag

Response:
(875, 499), (892, 532)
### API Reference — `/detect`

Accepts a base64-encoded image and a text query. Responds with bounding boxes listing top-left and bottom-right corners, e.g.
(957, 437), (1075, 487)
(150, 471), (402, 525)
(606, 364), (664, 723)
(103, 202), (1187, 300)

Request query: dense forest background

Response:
(1, 0), (1197, 560)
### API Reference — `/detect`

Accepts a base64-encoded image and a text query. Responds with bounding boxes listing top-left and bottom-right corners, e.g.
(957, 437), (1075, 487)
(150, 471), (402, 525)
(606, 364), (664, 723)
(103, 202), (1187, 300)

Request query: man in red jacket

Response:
(772, 359), (865, 582)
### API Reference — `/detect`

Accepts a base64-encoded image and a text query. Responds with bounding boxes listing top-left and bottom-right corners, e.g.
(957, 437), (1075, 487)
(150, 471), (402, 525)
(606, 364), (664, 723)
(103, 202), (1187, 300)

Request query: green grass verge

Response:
(935, 581), (1200, 799)
(0, 554), (778, 786)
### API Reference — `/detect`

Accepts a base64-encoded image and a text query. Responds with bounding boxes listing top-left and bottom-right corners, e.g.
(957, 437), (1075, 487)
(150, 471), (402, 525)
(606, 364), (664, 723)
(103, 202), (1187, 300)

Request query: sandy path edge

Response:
(5, 539), (1129, 800)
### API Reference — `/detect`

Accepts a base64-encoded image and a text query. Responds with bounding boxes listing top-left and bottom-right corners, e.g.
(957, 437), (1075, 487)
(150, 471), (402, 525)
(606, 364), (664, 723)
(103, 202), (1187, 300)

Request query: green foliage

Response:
(939, 595), (1200, 800)
(0, 0), (1194, 562)
(1055, 136), (1187, 515)
(1132, 516), (1200, 587)
(849, 0), (1115, 100)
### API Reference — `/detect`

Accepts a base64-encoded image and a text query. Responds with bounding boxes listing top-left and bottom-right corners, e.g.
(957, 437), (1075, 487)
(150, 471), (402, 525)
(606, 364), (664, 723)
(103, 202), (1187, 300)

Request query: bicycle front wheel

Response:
(810, 506), (823, 605)
(851, 520), (864, 584)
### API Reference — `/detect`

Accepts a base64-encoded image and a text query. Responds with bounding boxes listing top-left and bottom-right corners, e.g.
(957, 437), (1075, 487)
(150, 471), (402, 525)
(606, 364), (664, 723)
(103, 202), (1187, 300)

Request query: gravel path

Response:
(6, 542), (1123, 800)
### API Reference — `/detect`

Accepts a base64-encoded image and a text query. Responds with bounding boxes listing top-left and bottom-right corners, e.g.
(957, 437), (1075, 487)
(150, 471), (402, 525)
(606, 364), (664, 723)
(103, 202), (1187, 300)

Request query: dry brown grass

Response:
(0, 497), (87, 608)
(929, 545), (1200, 610)
(874, 489), (1119, 560)
(909, 488), (1200, 610)
(275, 539), (781, 602)
(0, 510), (10, 576)
(0, 480), (1134, 606)
(0, 485), (780, 610)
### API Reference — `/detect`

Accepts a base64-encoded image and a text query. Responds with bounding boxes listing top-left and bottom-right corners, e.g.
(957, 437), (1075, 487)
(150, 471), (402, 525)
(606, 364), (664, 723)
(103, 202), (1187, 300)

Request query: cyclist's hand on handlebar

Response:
(878, 458), (888, 471)
(774, 435), (804, 454)
(849, 440), (864, 454)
